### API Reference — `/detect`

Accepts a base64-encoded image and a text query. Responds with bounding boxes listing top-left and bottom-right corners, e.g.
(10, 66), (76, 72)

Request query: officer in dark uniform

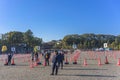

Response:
(58, 50), (64, 69)
(50, 50), (59, 75)
(8, 53), (12, 65)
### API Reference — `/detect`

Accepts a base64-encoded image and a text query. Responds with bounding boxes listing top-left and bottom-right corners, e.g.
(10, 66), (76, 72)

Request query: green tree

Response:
(7, 31), (24, 45)
(24, 29), (34, 47)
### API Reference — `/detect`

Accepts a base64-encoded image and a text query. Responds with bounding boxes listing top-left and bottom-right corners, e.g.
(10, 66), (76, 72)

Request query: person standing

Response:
(35, 52), (38, 62)
(50, 50), (59, 75)
(7, 53), (12, 65)
(45, 51), (50, 66)
(58, 50), (64, 69)
(31, 51), (34, 62)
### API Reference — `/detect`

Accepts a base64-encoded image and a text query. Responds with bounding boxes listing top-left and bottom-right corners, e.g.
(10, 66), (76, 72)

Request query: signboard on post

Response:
(37, 46), (40, 50)
(11, 47), (16, 52)
(34, 46), (40, 52)
(104, 43), (108, 48)
(1, 45), (7, 52)
(72, 43), (77, 49)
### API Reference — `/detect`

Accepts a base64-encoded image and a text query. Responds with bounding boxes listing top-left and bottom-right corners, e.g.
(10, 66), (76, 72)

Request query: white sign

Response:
(72, 43), (77, 49)
(104, 43), (108, 48)
(37, 46), (40, 50)
(11, 47), (16, 52)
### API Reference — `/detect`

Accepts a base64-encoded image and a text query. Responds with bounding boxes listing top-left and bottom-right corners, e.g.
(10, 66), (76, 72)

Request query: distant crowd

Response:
(31, 49), (66, 75)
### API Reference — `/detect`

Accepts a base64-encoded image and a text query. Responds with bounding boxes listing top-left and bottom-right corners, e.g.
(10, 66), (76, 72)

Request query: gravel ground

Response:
(0, 51), (120, 80)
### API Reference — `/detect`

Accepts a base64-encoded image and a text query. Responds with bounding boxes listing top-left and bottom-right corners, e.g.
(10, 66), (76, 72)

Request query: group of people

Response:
(50, 50), (65, 75)
(31, 49), (65, 75)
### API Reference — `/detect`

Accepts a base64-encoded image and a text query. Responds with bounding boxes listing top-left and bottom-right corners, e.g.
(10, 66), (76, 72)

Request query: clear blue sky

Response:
(0, 0), (120, 42)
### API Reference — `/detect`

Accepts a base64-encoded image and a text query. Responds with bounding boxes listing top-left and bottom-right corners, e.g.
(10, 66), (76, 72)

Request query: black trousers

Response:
(58, 60), (63, 69)
(45, 59), (49, 66)
(52, 63), (58, 75)
(8, 55), (12, 65)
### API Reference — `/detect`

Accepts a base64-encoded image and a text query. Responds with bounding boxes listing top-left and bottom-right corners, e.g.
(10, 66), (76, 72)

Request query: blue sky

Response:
(0, 0), (120, 42)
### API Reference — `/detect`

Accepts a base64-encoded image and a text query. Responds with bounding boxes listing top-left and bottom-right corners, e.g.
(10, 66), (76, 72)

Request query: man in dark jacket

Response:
(7, 53), (12, 65)
(50, 50), (59, 75)
(58, 50), (64, 69)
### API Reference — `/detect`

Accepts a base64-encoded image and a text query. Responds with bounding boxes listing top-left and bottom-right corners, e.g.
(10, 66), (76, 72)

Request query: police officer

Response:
(58, 50), (64, 69)
(50, 50), (59, 75)
(8, 53), (12, 65)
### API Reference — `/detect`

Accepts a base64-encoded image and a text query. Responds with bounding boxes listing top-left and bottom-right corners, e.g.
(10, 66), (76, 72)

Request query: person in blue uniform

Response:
(58, 50), (64, 69)
(50, 50), (59, 75)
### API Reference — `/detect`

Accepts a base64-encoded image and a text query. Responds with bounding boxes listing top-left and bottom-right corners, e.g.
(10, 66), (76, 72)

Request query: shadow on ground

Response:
(58, 74), (116, 77)
(63, 68), (108, 70)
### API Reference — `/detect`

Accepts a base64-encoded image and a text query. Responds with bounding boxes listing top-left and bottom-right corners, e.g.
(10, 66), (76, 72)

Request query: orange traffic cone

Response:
(73, 58), (77, 64)
(4, 58), (8, 65)
(11, 58), (15, 65)
(37, 58), (42, 65)
(83, 58), (87, 66)
(117, 58), (120, 66)
(30, 61), (34, 68)
(105, 56), (109, 64)
(34, 61), (38, 66)
(64, 56), (69, 64)
(43, 60), (46, 66)
(98, 57), (102, 66)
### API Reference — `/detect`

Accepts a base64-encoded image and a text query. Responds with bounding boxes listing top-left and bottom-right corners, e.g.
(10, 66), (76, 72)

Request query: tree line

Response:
(60, 34), (120, 50)
(0, 30), (120, 51)
(0, 29), (42, 53)
(39, 33), (120, 50)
